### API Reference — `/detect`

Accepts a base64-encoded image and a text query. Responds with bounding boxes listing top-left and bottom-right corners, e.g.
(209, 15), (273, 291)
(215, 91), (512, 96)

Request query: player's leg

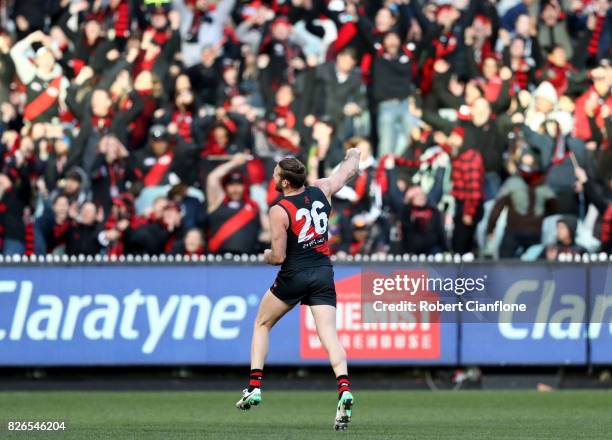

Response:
(236, 290), (292, 410)
(309, 305), (347, 376)
(309, 305), (353, 430)
(251, 290), (292, 369)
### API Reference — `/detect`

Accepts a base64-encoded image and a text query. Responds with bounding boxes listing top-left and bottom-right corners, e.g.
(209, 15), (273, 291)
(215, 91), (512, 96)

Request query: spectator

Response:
(448, 127), (485, 254)
(65, 201), (103, 256)
(487, 151), (557, 258)
(10, 31), (68, 124)
(206, 153), (264, 254)
(368, 31), (422, 156)
(0, 0), (608, 260)
(313, 48), (367, 140)
(539, 216), (585, 260)
(387, 156), (447, 255)
(135, 125), (197, 187)
(178, 227), (206, 256)
(36, 193), (71, 255)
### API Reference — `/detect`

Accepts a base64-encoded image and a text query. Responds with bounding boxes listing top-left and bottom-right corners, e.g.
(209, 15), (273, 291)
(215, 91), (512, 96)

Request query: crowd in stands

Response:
(0, 0), (610, 260)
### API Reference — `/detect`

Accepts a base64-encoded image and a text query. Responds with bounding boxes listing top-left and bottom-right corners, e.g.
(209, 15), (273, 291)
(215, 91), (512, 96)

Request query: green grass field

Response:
(0, 390), (610, 439)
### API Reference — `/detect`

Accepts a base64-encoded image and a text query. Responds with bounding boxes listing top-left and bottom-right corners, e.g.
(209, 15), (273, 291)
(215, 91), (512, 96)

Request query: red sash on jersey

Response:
(23, 76), (62, 122)
(143, 152), (173, 187)
(208, 201), (258, 252)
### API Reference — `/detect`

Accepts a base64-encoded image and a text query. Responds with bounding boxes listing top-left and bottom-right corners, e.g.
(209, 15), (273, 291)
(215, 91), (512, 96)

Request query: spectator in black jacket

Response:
(370, 31), (423, 157)
(123, 199), (184, 255)
(134, 125), (197, 188)
(386, 156), (447, 254)
(312, 48), (367, 140)
(89, 135), (133, 216)
(35, 193), (70, 255)
(539, 215), (585, 260)
(0, 171), (31, 255)
(65, 201), (103, 256)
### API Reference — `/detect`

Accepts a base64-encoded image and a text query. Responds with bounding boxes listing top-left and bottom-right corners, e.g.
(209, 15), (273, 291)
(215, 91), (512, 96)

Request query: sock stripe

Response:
(336, 375), (351, 398)
(248, 369), (263, 391)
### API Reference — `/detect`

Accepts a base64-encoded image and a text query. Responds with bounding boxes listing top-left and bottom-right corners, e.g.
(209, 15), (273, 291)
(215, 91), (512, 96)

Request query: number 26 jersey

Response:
(273, 186), (332, 271)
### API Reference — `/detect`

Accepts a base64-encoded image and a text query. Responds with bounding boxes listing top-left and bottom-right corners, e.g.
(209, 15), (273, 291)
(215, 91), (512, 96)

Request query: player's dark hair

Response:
(278, 157), (306, 189)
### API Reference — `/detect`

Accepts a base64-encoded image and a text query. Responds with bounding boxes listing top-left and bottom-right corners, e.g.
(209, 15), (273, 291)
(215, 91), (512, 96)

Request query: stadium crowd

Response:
(0, 0), (610, 260)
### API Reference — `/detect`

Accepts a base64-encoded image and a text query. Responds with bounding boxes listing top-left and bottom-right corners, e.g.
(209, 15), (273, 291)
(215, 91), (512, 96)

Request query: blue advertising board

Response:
(460, 265), (588, 365)
(588, 264), (612, 365)
(0, 265), (457, 366)
(0, 263), (609, 366)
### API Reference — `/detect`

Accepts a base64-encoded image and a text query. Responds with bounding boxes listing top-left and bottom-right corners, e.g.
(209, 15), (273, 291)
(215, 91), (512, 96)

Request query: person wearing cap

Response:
(134, 124), (197, 187)
(205, 153), (263, 254)
(10, 30), (68, 124)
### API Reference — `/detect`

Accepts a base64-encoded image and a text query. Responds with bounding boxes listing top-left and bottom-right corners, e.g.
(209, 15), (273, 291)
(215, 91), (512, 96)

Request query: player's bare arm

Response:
(313, 147), (361, 200)
(263, 205), (288, 265)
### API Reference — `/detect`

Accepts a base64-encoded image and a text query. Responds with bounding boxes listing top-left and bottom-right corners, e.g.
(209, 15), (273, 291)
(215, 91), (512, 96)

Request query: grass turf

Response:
(0, 390), (610, 439)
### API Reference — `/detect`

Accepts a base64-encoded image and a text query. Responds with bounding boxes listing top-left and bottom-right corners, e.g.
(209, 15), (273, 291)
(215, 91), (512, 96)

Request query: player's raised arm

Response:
(263, 205), (289, 265)
(313, 148), (361, 200)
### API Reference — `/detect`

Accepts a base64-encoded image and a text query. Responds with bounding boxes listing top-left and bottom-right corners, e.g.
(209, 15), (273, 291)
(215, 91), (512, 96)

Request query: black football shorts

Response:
(270, 265), (337, 307)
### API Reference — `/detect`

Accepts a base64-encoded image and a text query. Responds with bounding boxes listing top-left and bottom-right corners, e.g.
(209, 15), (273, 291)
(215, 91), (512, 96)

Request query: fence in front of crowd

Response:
(0, 257), (610, 366)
